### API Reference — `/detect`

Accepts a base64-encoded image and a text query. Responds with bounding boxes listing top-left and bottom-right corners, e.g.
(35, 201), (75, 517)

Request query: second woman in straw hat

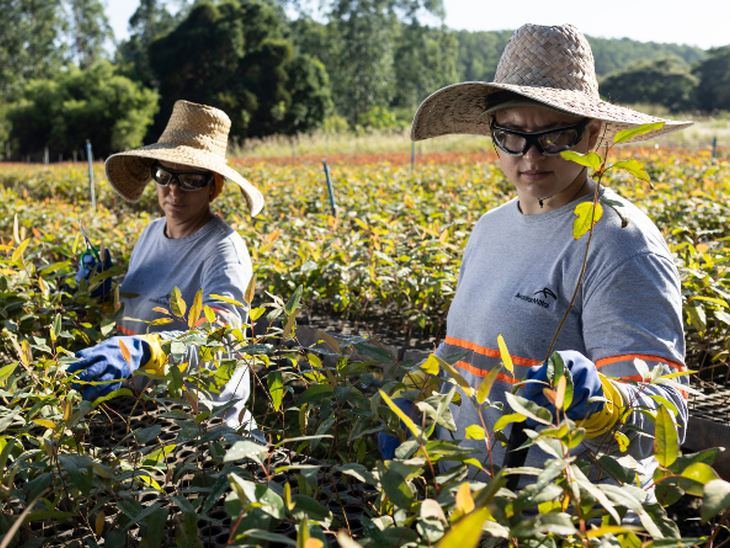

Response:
(68, 100), (262, 430)
(381, 24), (690, 494)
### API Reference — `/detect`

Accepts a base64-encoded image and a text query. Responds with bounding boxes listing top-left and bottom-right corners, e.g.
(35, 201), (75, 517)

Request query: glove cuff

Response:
(581, 374), (623, 438)
(137, 334), (166, 373)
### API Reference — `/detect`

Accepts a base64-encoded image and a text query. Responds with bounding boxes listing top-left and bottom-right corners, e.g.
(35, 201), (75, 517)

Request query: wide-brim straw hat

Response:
(411, 24), (693, 147)
(105, 100), (264, 216)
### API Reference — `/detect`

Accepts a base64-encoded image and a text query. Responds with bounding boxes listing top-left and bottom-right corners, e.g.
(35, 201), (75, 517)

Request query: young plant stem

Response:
(543, 157), (609, 362)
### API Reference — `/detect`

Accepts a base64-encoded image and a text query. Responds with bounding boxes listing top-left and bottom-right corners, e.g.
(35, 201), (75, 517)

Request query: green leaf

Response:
(187, 289), (203, 330)
(142, 507), (169, 548)
(560, 150), (602, 171)
(492, 412), (525, 433)
(613, 122), (665, 145)
(285, 285), (304, 316)
(548, 351), (574, 411)
(681, 462), (719, 485)
(0, 437), (17, 474)
(497, 334), (513, 377)
(435, 507), (490, 548)
(465, 425), (485, 440)
(476, 367), (499, 405)
(654, 404), (678, 468)
(170, 286), (186, 318)
(381, 466), (414, 509)
(702, 479), (730, 523)
(209, 293), (245, 308)
(51, 313), (61, 341)
(224, 440), (268, 464)
(134, 425), (162, 445)
(268, 370), (284, 412)
(504, 393), (552, 425)
(433, 354), (473, 398)
(613, 158), (650, 182)
(228, 473), (285, 519)
(573, 201), (603, 240)
(58, 454), (93, 496)
(0, 362), (18, 387)
(244, 272), (257, 304)
(380, 390), (421, 440)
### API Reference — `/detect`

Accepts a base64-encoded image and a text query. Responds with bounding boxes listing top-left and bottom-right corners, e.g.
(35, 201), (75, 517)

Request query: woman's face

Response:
(492, 106), (601, 214)
(155, 161), (214, 227)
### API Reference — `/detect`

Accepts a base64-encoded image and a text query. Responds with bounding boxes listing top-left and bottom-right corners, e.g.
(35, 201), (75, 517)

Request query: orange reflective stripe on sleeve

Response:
(453, 360), (521, 384)
(445, 336), (543, 367)
(117, 325), (136, 336)
(596, 354), (688, 399)
(595, 354), (686, 372)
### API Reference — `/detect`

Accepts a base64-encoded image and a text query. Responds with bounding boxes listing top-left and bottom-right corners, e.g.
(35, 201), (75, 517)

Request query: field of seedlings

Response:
(2, 144), (730, 547)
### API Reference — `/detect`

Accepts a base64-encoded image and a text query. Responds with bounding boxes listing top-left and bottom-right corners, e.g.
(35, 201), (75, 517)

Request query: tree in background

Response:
(0, 0), (114, 157)
(147, 0), (332, 140)
(452, 29), (511, 82)
(588, 37), (706, 76)
(6, 62), (158, 160)
(282, 55), (334, 135)
(0, 0), (68, 98)
(599, 57), (699, 112)
(115, 0), (186, 87)
(67, 0), (114, 69)
(284, 0), (446, 126)
(327, 0), (398, 125)
(391, 22), (457, 112)
(693, 46), (730, 113)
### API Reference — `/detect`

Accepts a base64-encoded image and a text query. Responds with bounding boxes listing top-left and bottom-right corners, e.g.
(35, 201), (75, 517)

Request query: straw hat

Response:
(411, 24), (693, 146)
(105, 100), (264, 216)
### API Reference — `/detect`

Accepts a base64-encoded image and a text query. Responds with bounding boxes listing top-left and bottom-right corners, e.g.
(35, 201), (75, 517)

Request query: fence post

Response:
(411, 141), (415, 172)
(86, 140), (96, 210)
(322, 159), (337, 217)
(713, 136), (717, 159)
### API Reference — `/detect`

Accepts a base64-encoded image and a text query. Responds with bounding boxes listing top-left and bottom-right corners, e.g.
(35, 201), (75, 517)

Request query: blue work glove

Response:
(378, 397), (415, 460)
(76, 249), (113, 299)
(67, 336), (150, 400)
(522, 350), (605, 421)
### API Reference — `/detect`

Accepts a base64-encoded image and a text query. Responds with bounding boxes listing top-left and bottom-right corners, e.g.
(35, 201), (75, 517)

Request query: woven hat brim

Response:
(411, 82), (693, 147)
(105, 143), (264, 216)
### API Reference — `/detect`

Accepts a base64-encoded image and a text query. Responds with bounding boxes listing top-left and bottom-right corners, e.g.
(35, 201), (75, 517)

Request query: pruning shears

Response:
(77, 221), (101, 264)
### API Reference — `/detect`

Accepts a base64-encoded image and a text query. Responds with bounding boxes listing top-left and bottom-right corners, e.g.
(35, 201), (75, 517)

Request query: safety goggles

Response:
(490, 118), (591, 156)
(151, 162), (214, 191)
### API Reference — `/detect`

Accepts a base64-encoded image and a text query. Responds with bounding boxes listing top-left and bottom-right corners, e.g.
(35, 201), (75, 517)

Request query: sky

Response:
(105, 0), (730, 51)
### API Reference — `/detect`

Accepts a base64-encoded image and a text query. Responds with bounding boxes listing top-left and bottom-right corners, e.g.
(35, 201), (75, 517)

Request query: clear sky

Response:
(105, 0), (730, 51)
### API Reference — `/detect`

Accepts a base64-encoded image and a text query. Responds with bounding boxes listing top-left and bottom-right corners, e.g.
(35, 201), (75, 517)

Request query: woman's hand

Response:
(522, 350), (605, 421)
(76, 248), (113, 299)
(67, 336), (151, 400)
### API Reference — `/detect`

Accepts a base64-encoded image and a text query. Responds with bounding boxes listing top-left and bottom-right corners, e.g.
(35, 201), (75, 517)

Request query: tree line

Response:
(1, 0), (728, 161)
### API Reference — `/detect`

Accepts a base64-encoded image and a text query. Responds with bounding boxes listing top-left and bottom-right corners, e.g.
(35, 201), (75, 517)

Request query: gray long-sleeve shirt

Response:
(437, 185), (688, 487)
(118, 215), (255, 428)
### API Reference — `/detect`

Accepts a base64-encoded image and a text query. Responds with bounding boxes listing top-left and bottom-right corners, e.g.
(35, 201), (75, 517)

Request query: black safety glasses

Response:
(151, 162), (214, 191)
(490, 118), (591, 156)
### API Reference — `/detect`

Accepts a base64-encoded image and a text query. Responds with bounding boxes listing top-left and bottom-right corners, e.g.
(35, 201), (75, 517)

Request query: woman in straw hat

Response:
(68, 100), (263, 430)
(383, 24), (691, 490)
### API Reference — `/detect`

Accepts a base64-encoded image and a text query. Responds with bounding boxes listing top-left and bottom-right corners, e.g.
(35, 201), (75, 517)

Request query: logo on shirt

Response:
(534, 288), (557, 300)
(515, 287), (557, 309)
